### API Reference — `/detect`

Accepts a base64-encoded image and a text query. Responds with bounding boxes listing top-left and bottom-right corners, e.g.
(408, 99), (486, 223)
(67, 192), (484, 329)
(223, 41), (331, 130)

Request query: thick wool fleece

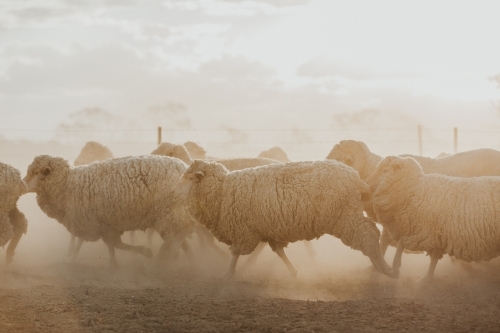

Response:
(183, 141), (207, 160)
(152, 143), (193, 165)
(182, 160), (382, 258)
(258, 146), (291, 163)
(0, 162), (27, 247)
(24, 155), (191, 243)
(74, 141), (114, 166)
(370, 156), (500, 262)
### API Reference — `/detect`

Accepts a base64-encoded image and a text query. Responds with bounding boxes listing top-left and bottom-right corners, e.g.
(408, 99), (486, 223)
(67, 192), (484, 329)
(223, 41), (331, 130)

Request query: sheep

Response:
(258, 146), (291, 163)
(23, 155), (194, 267)
(367, 156), (500, 283)
(183, 141), (207, 160)
(73, 141), (113, 166)
(152, 142), (283, 258)
(0, 162), (28, 264)
(172, 159), (397, 279)
(69, 141), (116, 257)
(327, 140), (500, 256)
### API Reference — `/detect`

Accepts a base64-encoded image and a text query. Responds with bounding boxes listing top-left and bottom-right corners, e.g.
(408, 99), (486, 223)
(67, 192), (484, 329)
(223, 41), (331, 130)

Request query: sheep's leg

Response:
(380, 227), (393, 257)
(114, 239), (153, 259)
(147, 228), (155, 247)
(107, 243), (118, 268)
(241, 242), (266, 269)
(157, 234), (175, 265)
(390, 238), (405, 279)
(67, 234), (76, 257)
(274, 246), (298, 278)
(73, 238), (84, 259)
(197, 226), (228, 258)
(180, 240), (194, 263)
(303, 240), (316, 261)
(6, 227), (23, 264)
(221, 253), (240, 279)
(6, 207), (27, 264)
(417, 252), (441, 285)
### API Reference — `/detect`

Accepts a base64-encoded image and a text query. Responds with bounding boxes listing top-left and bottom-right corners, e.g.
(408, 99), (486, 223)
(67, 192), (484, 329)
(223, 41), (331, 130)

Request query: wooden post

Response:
(157, 126), (162, 146)
(418, 124), (423, 156)
(453, 127), (458, 153)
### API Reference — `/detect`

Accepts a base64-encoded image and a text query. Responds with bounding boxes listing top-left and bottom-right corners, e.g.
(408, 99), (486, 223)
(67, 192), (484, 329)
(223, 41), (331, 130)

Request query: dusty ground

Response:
(2, 197), (500, 332)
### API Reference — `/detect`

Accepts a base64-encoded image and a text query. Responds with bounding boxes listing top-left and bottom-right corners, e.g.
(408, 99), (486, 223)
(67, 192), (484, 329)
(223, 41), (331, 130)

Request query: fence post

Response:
(157, 127), (162, 146)
(418, 124), (423, 156)
(453, 127), (458, 153)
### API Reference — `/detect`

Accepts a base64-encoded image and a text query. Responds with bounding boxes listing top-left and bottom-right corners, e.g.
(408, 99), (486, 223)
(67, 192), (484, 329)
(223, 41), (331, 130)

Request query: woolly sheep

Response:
(74, 141), (113, 166)
(183, 141), (207, 160)
(367, 156), (500, 283)
(152, 142), (283, 258)
(23, 155), (194, 267)
(327, 140), (500, 255)
(152, 143), (318, 261)
(69, 141), (116, 257)
(0, 162), (28, 264)
(172, 159), (397, 279)
(258, 146), (291, 163)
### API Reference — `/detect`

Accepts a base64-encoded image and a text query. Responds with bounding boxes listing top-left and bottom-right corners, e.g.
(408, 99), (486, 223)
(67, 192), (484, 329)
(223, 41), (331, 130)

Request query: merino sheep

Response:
(23, 155), (194, 267)
(69, 141), (116, 257)
(367, 156), (500, 283)
(0, 162), (28, 264)
(74, 141), (113, 166)
(172, 159), (396, 279)
(258, 146), (291, 163)
(183, 141), (207, 160)
(327, 140), (500, 256)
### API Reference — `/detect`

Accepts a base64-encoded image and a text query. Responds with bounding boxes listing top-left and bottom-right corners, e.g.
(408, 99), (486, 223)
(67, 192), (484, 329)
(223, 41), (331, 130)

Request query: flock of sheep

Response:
(2, 139), (500, 284)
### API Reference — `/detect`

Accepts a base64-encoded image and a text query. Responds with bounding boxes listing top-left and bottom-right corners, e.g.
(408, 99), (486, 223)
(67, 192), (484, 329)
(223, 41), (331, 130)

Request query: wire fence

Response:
(2, 125), (500, 173)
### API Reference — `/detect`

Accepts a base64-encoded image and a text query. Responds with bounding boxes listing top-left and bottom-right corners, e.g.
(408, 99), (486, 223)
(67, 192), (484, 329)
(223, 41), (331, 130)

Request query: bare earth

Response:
(2, 198), (500, 332)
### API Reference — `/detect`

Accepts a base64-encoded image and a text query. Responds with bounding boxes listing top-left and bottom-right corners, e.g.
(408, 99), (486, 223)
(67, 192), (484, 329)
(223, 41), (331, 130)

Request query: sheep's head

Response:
(172, 160), (227, 201)
(74, 141), (113, 166)
(367, 156), (423, 194)
(183, 141), (207, 160)
(23, 155), (70, 193)
(152, 142), (193, 165)
(258, 146), (290, 163)
(326, 140), (370, 178)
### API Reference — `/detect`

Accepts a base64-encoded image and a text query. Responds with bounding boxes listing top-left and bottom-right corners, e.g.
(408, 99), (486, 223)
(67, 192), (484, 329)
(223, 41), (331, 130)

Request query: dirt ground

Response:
(2, 197), (500, 333)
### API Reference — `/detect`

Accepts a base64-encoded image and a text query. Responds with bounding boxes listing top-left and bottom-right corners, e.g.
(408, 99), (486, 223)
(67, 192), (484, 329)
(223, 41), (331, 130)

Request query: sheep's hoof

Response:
(387, 268), (400, 279)
(416, 276), (433, 286)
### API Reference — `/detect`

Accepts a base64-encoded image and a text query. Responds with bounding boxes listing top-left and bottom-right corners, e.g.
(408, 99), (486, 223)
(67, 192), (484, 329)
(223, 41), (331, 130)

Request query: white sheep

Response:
(327, 140), (500, 256)
(258, 146), (291, 163)
(183, 141), (207, 160)
(172, 159), (397, 279)
(23, 155), (194, 267)
(74, 141), (113, 166)
(367, 156), (500, 283)
(0, 162), (28, 264)
(69, 141), (116, 257)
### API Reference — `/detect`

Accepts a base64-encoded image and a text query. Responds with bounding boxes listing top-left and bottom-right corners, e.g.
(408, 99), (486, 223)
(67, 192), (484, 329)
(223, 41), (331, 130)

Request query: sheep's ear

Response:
(391, 160), (403, 172)
(41, 167), (51, 176)
(194, 170), (205, 181)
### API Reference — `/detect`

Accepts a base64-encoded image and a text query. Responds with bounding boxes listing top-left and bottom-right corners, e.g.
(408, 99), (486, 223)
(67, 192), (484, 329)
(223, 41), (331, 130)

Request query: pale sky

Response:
(1, 0), (500, 143)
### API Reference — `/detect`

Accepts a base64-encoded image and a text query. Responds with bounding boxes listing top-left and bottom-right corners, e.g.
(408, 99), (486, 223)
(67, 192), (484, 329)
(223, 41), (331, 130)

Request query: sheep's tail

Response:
(359, 179), (371, 202)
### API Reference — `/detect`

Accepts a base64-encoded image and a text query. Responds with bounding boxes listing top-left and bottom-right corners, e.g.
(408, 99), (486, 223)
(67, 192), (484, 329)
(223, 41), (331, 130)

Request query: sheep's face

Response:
(23, 155), (69, 193)
(368, 156), (422, 194)
(326, 141), (366, 177)
(172, 170), (204, 201)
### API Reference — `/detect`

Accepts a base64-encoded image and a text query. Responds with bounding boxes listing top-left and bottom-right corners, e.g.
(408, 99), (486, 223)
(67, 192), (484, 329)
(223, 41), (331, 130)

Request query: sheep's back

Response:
(64, 155), (186, 231)
(220, 160), (366, 243)
(383, 174), (500, 261)
(0, 163), (26, 213)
